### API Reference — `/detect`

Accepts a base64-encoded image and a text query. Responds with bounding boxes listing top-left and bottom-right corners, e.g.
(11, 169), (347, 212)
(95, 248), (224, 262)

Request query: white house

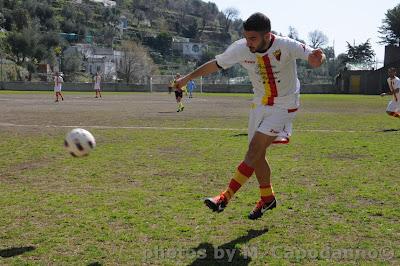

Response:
(90, 0), (116, 8)
(63, 44), (123, 80)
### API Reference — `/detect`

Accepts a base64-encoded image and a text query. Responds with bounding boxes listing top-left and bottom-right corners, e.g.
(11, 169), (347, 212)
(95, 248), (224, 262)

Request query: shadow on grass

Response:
(232, 133), (248, 137)
(158, 111), (176, 114)
(87, 262), (102, 266)
(0, 246), (35, 258)
(189, 228), (268, 266)
(377, 128), (400, 132)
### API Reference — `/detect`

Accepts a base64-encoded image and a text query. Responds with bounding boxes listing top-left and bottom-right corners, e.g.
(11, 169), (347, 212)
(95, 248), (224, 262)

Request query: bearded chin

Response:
(255, 39), (268, 53)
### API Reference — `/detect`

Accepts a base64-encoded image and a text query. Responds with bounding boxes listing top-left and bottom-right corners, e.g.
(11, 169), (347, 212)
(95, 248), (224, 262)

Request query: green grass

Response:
(0, 93), (399, 265)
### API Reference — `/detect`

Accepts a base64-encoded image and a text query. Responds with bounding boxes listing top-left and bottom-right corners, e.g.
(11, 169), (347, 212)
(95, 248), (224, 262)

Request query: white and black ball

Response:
(64, 128), (96, 157)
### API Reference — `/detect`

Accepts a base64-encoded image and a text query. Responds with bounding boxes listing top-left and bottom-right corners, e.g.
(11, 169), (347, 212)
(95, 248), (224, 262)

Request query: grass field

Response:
(0, 91), (399, 265)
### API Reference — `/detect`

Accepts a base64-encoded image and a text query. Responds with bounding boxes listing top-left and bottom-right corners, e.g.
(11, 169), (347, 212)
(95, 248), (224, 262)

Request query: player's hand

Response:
(308, 49), (325, 68)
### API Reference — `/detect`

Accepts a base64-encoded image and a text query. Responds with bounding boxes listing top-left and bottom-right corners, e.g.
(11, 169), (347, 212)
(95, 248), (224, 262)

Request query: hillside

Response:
(0, 0), (247, 80)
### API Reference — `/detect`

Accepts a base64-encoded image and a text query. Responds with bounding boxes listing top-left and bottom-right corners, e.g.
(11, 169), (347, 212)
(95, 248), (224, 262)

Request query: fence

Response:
(0, 79), (337, 94)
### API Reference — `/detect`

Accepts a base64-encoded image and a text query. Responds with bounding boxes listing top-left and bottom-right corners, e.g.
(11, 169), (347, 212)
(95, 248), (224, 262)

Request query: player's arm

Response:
(308, 49), (326, 68)
(175, 60), (220, 89)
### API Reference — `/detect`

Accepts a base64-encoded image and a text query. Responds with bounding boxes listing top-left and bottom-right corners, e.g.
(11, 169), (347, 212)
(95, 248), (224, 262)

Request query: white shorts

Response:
(248, 104), (297, 143)
(94, 84), (101, 91)
(54, 86), (62, 92)
(386, 100), (400, 112)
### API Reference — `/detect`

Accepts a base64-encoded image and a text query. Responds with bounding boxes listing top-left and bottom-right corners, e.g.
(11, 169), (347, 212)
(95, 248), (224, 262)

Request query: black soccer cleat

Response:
(248, 198), (276, 220)
(204, 193), (228, 213)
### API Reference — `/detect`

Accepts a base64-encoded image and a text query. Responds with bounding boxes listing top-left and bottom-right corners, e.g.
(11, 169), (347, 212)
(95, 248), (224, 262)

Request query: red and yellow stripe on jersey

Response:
(257, 54), (278, 106)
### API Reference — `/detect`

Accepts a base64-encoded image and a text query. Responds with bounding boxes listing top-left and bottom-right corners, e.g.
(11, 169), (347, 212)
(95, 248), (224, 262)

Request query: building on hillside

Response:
(172, 37), (208, 60)
(119, 16), (128, 30)
(63, 44), (123, 80)
(90, 0), (116, 8)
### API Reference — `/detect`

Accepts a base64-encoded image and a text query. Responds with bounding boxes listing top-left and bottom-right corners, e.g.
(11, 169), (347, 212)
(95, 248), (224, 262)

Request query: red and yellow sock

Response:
(222, 162), (254, 201)
(390, 112), (400, 117)
(260, 184), (275, 203)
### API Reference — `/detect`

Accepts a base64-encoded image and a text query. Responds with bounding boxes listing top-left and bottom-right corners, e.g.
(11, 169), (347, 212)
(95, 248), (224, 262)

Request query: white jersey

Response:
(216, 34), (313, 109)
(387, 76), (400, 102)
(54, 76), (63, 91)
(94, 75), (101, 90)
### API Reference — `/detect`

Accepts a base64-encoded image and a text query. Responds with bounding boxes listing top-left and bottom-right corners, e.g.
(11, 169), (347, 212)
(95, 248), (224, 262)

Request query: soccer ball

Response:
(64, 128), (96, 157)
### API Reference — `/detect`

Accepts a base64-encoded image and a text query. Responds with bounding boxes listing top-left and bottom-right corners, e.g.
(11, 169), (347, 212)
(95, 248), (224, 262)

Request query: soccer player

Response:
(380, 67), (400, 118)
(175, 13), (325, 220)
(173, 73), (185, 112)
(187, 79), (196, 98)
(54, 72), (64, 102)
(94, 72), (102, 98)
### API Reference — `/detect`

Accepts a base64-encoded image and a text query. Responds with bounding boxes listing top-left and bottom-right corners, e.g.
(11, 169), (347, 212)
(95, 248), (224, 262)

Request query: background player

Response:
(380, 67), (400, 118)
(54, 72), (64, 102)
(173, 73), (185, 112)
(94, 72), (102, 98)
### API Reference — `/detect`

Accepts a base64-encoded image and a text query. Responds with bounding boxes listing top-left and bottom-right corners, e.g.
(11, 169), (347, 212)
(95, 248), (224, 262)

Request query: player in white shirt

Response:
(53, 72), (64, 102)
(94, 72), (102, 98)
(380, 67), (400, 118)
(175, 13), (325, 220)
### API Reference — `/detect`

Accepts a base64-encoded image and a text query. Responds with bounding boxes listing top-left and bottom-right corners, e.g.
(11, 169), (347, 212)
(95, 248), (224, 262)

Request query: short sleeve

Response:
(215, 39), (247, 70)
(396, 79), (400, 89)
(286, 38), (313, 61)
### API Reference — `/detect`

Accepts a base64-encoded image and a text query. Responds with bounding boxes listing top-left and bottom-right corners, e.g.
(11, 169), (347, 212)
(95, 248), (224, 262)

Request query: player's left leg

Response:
(177, 96), (184, 112)
(248, 154), (276, 220)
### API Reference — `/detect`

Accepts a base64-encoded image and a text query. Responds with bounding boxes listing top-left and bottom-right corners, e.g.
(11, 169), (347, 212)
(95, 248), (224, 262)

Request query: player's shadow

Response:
(232, 133), (248, 137)
(87, 262), (102, 266)
(188, 228), (268, 266)
(377, 128), (400, 132)
(158, 111), (176, 114)
(0, 246), (35, 258)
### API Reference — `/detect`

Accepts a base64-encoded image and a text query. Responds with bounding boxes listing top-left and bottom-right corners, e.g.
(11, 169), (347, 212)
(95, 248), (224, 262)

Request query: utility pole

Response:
(0, 52), (3, 88)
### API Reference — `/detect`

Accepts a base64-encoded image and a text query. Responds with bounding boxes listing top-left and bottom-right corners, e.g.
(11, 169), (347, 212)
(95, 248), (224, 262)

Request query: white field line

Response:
(0, 122), (383, 133)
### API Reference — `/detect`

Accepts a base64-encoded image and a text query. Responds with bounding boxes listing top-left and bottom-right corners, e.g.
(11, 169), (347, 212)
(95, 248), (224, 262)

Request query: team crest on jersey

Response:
(273, 49), (281, 61)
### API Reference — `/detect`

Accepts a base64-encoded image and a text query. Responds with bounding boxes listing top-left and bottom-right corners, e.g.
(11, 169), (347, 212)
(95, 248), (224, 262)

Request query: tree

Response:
(288, 26), (299, 40)
(155, 32), (172, 55)
(288, 26), (305, 44)
(12, 8), (29, 31)
(63, 51), (82, 76)
(378, 3), (400, 45)
(308, 30), (328, 48)
(345, 40), (375, 64)
(221, 7), (239, 32)
(118, 40), (157, 84)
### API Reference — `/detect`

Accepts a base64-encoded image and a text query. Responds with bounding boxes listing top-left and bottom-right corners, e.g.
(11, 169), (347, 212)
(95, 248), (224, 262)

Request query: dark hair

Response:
(243, 12), (271, 32)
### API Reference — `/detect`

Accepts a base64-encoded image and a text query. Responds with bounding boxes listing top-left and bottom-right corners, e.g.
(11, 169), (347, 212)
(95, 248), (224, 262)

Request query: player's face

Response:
(244, 31), (270, 53)
(388, 69), (396, 78)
